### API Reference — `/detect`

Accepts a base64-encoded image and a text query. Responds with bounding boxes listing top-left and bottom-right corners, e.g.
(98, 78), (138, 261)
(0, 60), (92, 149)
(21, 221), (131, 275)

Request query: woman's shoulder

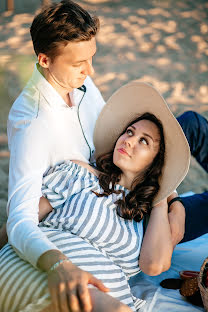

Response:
(42, 160), (100, 202)
(71, 160), (99, 177)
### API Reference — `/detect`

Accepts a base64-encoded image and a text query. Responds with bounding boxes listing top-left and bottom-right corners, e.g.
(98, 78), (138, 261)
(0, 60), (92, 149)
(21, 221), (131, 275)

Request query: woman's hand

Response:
(48, 260), (109, 312)
(152, 198), (168, 211)
(167, 192), (185, 247)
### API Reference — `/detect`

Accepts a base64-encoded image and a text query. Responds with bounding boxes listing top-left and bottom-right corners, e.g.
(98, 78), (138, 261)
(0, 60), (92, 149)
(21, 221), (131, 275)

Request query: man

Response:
(6, 1), (113, 311)
(1, 0), (207, 311)
(7, 0), (103, 268)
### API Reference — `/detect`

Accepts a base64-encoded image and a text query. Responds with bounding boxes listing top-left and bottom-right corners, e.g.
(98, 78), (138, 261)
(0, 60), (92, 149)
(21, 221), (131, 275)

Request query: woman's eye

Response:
(126, 129), (133, 136)
(140, 137), (148, 145)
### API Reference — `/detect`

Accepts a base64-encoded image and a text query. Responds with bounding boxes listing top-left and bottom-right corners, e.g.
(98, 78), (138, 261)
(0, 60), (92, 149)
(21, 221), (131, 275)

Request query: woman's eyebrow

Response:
(143, 132), (160, 143)
(129, 125), (159, 143)
(142, 132), (154, 142)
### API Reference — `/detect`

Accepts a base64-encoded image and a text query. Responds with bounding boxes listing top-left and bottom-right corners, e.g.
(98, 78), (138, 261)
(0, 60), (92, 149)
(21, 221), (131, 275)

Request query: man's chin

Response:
(78, 77), (87, 85)
(70, 78), (87, 90)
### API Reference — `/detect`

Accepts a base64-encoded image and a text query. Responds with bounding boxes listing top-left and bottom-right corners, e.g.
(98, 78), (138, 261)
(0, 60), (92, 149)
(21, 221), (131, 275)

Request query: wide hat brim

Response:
(93, 81), (190, 204)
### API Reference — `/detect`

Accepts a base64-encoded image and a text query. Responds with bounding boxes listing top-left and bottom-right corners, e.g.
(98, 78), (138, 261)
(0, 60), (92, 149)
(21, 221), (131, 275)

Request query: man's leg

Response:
(180, 192), (208, 243)
(177, 111), (208, 243)
(177, 111), (208, 173)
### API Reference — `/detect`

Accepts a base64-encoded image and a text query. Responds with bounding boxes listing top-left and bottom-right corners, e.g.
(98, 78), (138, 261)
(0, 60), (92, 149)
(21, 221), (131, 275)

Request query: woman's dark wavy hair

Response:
(30, 0), (100, 61)
(95, 112), (165, 222)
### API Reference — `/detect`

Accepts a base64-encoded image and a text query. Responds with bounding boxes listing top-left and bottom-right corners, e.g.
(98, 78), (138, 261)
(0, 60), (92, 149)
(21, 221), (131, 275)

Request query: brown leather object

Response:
(180, 277), (204, 307)
(180, 270), (199, 280)
(180, 277), (199, 297)
(160, 273), (204, 307)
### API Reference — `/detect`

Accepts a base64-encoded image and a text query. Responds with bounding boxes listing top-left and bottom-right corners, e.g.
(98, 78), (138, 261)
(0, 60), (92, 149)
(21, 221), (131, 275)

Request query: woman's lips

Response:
(117, 148), (130, 156)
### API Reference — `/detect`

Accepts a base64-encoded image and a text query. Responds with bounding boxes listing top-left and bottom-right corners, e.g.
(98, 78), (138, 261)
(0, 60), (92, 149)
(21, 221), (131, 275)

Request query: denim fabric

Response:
(177, 111), (208, 242)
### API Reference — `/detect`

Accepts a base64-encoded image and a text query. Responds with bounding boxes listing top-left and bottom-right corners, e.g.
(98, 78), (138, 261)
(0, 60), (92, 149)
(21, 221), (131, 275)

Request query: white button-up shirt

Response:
(7, 64), (105, 267)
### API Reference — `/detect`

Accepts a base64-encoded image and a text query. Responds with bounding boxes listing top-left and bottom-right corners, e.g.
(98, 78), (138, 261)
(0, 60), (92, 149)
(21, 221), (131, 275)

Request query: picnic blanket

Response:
(130, 233), (208, 311)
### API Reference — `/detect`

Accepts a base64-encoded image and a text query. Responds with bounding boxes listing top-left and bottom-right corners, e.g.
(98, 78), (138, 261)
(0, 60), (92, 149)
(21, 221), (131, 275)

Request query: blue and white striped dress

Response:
(0, 161), (145, 312)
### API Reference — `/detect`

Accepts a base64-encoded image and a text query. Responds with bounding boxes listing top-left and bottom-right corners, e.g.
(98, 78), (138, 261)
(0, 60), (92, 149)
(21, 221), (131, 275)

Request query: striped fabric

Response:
(0, 161), (145, 311)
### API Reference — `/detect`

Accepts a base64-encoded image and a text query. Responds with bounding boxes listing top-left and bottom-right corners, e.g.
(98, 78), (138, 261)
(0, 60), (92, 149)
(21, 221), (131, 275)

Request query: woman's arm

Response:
(72, 160), (99, 176)
(139, 198), (173, 276)
(39, 196), (53, 220)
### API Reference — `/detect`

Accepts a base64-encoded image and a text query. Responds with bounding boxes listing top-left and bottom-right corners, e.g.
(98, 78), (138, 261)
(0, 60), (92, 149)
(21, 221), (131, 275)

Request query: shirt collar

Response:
(30, 63), (86, 109)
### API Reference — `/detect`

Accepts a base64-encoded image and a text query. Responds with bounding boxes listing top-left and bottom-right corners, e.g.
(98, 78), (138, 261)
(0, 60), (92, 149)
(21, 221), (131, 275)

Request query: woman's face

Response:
(113, 119), (161, 177)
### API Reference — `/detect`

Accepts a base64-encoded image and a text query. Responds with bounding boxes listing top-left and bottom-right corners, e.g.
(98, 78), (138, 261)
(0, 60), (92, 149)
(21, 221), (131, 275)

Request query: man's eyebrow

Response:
(73, 50), (97, 64)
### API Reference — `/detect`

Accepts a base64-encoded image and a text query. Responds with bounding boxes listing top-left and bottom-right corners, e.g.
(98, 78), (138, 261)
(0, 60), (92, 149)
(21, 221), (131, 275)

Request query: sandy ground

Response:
(0, 0), (207, 227)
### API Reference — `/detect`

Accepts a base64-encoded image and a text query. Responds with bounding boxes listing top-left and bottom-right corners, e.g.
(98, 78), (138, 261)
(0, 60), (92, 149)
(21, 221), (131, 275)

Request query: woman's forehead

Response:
(131, 119), (159, 131)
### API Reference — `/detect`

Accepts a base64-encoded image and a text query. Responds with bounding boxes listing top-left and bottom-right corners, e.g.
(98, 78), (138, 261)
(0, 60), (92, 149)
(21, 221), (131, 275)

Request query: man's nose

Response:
(83, 59), (94, 76)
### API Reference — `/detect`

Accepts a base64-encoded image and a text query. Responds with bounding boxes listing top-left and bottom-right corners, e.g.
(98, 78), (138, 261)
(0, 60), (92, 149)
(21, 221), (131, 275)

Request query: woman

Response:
(0, 82), (190, 312)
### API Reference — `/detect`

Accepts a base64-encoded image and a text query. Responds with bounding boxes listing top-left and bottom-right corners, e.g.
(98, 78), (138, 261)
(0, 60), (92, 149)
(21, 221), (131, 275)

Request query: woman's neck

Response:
(118, 173), (136, 190)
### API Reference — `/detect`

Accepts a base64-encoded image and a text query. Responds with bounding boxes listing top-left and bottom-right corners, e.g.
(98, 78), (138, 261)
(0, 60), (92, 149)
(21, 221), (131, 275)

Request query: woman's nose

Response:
(124, 136), (136, 147)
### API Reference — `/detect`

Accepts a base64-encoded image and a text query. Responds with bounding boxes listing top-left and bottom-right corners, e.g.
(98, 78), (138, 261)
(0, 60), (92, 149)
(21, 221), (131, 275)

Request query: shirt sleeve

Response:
(7, 118), (59, 268)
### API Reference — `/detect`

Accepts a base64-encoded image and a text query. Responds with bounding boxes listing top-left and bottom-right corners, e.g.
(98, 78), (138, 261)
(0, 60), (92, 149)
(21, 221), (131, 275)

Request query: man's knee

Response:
(177, 110), (198, 130)
(177, 110), (208, 159)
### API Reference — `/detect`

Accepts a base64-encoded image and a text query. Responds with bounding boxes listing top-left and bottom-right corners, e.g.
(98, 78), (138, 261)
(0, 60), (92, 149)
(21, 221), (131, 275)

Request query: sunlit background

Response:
(0, 0), (207, 225)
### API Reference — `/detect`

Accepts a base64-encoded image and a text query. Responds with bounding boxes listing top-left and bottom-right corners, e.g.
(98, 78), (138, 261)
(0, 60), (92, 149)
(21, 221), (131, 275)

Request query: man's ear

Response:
(38, 53), (51, 68)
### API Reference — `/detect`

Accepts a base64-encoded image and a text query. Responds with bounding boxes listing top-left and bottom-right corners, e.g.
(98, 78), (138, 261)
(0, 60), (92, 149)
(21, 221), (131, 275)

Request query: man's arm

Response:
(7, 119), (59, 267)
(0, 197), (52, 250)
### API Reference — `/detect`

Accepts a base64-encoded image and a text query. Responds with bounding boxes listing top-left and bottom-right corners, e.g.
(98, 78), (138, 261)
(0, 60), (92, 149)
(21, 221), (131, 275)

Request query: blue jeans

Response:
(177, 111), (208, 242)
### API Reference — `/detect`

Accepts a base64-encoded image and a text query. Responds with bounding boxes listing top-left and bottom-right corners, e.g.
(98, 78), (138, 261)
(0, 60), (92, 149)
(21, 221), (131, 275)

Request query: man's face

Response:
(42, 37), (96, 91)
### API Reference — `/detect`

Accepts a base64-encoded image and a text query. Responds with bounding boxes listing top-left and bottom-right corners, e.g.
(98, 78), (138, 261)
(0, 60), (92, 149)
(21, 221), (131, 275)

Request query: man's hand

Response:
(168, 193), (185, 248)
(38, 250), (109, 312)
(48, 261), (109, 312)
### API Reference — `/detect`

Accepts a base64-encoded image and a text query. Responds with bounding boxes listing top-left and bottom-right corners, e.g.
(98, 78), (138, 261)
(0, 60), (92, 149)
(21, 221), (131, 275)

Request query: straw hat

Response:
(93, 81), (190, 204)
